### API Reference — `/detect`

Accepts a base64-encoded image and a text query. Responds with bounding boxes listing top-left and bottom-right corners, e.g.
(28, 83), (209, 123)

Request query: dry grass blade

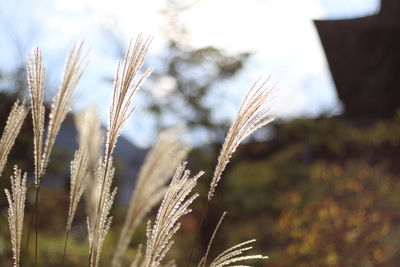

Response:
(198, 212), (227, 267)
(26, 46), (47, 265)
(27, 47), (46, 185)
(208, 78), (275, 200)
(198, 213), (267, 267)
(41, 42), (86, 176)
(75, 107), (104, 223)
(88, 157), (117, 267)
(66, 146), (89, 231)
(89, 34), (152, 266)
(26, 43), (86, 265)
(63, 144), (89, 265)
(208, 239), (268, 267)
(141, 163), (204, 267)
(75, 106), (104, 176)
(63, 107), (99, 265)
(0, 101), (28, 177)
(105, 34), (152, 160)
(5, 166), (27, 267)
(112, 127), (190, 267)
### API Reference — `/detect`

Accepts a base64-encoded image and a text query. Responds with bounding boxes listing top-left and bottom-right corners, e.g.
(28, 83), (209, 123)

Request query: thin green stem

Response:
(62, 229), (70, 266)
(34, 185), (40, 266)
(24, 190), (37, 257)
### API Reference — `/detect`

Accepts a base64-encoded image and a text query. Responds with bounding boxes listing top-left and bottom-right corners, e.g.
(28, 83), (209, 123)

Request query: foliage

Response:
(213, 114), (400, 266)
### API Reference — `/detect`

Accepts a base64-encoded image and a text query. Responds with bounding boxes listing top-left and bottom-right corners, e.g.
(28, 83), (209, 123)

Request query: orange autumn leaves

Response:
(276, 161), (398, 266)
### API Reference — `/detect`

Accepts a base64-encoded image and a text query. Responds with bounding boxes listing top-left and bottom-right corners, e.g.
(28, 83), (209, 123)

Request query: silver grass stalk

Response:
(41, 42), (86, 177)
(75, 107), (104, 223)
(198, 213), (267, 267)
(208, 78), (275, 200)
(112, 127), (190, 267)
(27, 47), (46, 185)
(198, 212), (227, 267)
(0, 101), (28, 177)
(75, 106), (104, 176)
(208, 239), (268, 267)
(5, 166), (27, 267)
(141, 163), (204, 267)
(86, 175), (102, 233)
(26, 44), (86, 264)
(66, 145), (89, 231)
(105, 34), (152, 161)
(62, 140), (90, 264)
(64, 107), (100, 265)
(89, 34), (152, 265)
(88, 157), (117, 267)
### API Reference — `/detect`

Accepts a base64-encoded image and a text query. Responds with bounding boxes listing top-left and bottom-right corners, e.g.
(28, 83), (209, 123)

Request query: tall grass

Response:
(0, 35), (274, 266)
(0, 101), (28, 177)
(5, 166), (27, 267)
(112, 127), (190, 267)
(26, 43), (86, 265)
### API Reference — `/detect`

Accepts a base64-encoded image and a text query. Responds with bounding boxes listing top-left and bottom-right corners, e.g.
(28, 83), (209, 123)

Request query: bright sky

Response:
(0, 0), (380, 147)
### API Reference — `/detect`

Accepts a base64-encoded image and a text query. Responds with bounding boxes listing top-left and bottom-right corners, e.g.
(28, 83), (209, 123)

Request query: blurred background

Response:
(1, 0), (400, 266)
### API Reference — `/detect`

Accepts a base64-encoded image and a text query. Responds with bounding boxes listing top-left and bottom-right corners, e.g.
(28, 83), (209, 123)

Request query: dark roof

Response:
(314, 0), (400, 118)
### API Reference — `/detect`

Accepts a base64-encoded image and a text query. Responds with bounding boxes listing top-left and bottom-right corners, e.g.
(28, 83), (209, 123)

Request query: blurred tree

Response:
(145, 41), (249, 142)
(102, 0), (250, 143)
(149, 0), (250, 142)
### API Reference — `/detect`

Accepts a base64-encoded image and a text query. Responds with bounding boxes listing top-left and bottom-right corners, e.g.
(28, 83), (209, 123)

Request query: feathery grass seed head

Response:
(106, 34), (152, 160)
(88, 157), (117, 267)
(41, 42), (87, 176)
(5, 166), (27, 267)
(142, 163), (204, 267)
(208, 239), (268, 267)
(0, 101), (28, 177)
(112, 126), (190, 267)
(208, 78), (275, 200)
(27, 47), (46, 185)
(67, 146), (89, 231)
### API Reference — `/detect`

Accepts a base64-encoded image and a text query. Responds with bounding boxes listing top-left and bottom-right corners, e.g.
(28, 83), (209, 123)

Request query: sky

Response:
(0, 0), (380, 147)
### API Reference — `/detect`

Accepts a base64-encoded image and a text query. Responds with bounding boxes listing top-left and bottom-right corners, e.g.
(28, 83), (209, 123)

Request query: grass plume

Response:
(88, 157), (117, 267)
(2, 37), (271, 267)
(89, 34), (152, 266)
(141, 163), (204, 267)
(26, 47), (47, 265)
(105, 34), (152, 160)
(198, 212), (268, 267)
(26, 42), (86, 265)
(27, 47), (46, 185)
(208, 78), (275, 200)
(66, 145), (89, 232)
(0, 101), (28, 177)
(74, 107), (105, 224)
(75, 107), (104, 177)
(112, 127), (190, 267)
(62, 141), (90, 264)
(27, 42), (86, 184)
(5, 166), (28, 267)
(41, 42), (86, 176)
(207, 239), (268, 267)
